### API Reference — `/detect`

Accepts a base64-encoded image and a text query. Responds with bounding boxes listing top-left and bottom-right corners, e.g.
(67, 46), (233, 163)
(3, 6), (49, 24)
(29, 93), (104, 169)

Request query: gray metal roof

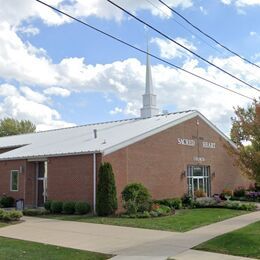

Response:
(0, 110), (232, 160)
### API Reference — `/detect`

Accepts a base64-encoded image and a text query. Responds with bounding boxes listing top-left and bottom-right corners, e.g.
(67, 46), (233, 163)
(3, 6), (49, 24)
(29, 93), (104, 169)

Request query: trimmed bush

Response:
(23, 209), (48, 216)
(0, 196), (15, 208)
(96, 162), (118, 216)
(0, 209), (22, 222)
(154, 198), (182, 209)
(223, 201), (257, 211)
(75, 202), (91, 215)
(44, 200), (52, 211)
(63, 201), (76, 214)
(194, 197), (218, 208)
(122, 183), (151, 214)
(50, 201), (63, 214)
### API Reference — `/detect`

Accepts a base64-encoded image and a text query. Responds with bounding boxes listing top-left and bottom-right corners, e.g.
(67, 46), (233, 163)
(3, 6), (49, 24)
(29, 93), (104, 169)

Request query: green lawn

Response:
(194, 221), (260, 259)
(39, 208), (247, 232)
(0, 237), (112, 260)
(0, 222), (9, 228)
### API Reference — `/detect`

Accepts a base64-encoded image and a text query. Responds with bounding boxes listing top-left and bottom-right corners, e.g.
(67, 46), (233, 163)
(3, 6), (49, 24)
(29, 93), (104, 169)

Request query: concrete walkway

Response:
(0, 211), (259, 260)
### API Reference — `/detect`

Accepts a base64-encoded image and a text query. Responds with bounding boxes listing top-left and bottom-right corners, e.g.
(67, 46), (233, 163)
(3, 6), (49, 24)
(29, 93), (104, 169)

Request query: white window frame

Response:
(10, 170), (19, 192)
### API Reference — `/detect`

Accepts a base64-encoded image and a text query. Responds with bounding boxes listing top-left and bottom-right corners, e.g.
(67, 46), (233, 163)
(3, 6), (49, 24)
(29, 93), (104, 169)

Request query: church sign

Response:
(202, 141), (216, 149)
(177, 138), (216, 149)
(177, 138), (195, 147)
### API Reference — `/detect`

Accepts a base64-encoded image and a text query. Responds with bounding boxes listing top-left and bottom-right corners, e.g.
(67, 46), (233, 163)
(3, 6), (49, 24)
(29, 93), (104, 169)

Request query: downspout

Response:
(93, 152), (96, 215)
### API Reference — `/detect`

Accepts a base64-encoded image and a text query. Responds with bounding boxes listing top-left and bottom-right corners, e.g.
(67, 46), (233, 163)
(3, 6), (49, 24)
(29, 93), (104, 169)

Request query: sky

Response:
(0, 0), (260, 136)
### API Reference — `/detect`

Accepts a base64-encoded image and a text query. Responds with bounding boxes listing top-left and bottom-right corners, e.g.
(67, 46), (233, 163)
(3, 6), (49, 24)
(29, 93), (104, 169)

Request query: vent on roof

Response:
(93, 129), (97, 139)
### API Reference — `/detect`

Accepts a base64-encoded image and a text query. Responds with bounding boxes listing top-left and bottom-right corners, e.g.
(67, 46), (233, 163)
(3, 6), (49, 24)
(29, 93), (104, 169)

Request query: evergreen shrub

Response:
(96, 162), (118, 216)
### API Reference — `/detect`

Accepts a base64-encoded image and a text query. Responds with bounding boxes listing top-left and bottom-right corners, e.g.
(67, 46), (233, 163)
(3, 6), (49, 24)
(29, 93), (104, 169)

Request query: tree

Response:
(0, 118), (36, 137)
(229, 100), (260, 188)
(96, 162), (118, 216)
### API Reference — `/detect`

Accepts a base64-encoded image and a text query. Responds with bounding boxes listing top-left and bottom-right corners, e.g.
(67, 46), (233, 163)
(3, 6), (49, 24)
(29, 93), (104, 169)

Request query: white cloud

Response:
(0, 84), (19, 96)
(0, 0), (259, 135)
(44, 87), (71, 97)
(0, 0), (194, 28)
(151, 37), (197, 60)
(0, 22), (59, 86)
(17, 25), (40, 36)
(220, 0), (233, 4)
(20, 86), (47, 103)
(0, 84), (74, 131)
(220, 0), (260, 7)
(199, 6), (208, 15)
(110, 107), (123, 115)
(235, 0), (260, 7)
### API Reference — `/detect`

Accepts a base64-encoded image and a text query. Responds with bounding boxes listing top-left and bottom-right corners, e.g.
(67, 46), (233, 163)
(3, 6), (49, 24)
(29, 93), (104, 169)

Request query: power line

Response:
(144, 0), (223, 55)
(158, 0), (260, 70)
(107, 0), (260, 93)
(34, 0), (255, 101)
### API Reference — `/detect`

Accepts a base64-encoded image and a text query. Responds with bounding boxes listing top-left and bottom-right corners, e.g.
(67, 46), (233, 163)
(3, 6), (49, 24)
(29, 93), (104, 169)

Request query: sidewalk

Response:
(0, 211), (259, 259)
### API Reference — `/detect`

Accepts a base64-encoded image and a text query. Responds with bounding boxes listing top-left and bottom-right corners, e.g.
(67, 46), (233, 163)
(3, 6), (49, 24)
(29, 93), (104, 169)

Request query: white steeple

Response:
(140, 45), (159, 118)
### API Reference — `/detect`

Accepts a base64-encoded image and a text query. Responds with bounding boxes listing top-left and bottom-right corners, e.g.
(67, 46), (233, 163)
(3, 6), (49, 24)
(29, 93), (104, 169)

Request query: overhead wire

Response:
(107, 0), (260, 93)
(158, 0), (260, 70)
(144, 0), (223, 55)
(34, 0), (255, 101)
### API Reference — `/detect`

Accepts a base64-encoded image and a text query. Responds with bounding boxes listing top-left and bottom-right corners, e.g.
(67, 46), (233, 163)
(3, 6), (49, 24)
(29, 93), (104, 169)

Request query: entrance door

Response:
(187, 165), (211, 197)
(37, 162), (47, 207)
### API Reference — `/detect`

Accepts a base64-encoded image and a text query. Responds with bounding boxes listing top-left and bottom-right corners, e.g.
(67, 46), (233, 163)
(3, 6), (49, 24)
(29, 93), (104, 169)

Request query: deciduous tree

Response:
(0, 118), (36, 137)
(230, 100), (260, 188)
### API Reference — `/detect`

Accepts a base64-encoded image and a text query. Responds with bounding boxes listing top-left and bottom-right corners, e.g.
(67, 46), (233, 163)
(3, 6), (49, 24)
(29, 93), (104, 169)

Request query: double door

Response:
(187, 165), (211, 197)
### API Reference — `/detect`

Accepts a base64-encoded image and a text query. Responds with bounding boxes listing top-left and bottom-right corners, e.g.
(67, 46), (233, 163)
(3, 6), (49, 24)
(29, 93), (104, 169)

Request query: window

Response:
(10, 170), (19, 191)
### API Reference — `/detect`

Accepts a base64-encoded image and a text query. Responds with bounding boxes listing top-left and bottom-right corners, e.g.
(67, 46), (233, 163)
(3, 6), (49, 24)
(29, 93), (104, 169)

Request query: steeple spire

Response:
(140, 44), (159, 118)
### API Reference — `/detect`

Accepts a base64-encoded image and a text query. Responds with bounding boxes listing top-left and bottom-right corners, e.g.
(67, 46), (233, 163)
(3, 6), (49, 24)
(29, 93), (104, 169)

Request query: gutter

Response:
(93, 153), (97, 215)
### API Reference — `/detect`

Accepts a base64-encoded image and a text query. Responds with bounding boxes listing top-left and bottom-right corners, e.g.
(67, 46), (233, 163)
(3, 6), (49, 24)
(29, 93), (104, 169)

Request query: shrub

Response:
(63, 201), (76, 214)
(233, 186), (246, 197)
(23, 209), (48, 216)
(154, 198), (182, 209)
(245, 191), (260, 202)
(44, 200), (52, 211)
(181, 194), (193, 207)
(194, 197), (218, 208)
(0, 196), (15, 208)
(96, 162), (118, 216)
(0, 209), (22, 222)
(50, 201), (63, 214)
(75, 202), (91, 215)
(223, 201), (257, 211)
(156, 205), (171, 216)
(122, 183), (151, 214)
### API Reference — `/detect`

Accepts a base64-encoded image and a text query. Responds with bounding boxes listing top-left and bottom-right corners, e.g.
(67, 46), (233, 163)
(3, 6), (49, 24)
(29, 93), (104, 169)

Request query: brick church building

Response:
(0, 53), (251, 211)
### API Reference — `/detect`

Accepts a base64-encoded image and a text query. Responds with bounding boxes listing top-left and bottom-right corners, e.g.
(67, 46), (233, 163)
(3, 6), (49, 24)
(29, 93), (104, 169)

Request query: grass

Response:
(194, 221), (260, 259)
(38, 208), (247, 232)
(0, 222), (9, 228)
(0, 237), (112, 260)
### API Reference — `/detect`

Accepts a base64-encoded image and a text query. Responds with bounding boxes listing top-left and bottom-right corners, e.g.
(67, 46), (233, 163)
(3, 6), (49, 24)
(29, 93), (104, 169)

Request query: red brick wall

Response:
(0, 160), (26, 202)
(104, 116), (250, 209)
(47, 154), (102, 206)
(25, 162), (37, 207)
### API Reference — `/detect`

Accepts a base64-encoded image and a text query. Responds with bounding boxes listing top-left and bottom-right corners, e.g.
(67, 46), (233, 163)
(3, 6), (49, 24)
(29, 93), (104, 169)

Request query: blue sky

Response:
(0, 0), (259, 134)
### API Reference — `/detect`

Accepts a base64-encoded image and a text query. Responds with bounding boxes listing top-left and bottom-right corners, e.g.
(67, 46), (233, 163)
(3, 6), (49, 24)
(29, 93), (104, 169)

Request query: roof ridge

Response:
(0, 110), (195, 139)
